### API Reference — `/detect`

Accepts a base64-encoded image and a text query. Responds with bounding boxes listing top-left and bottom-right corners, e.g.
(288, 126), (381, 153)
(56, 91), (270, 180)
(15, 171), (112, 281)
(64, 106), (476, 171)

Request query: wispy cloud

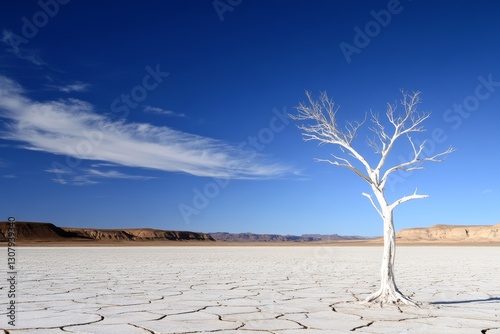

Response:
(2, 174), (16, 179)
(47, 81), (90, 93)
(45, 166), (153, 185)
(1, 30), (46, 66)
(46, 167), (72, 175)
(0, 76), (293, 180)
(482, 189), (493, 194)
(143, 105), (185, 117)
(86, 169), (154, 180)
(90, 163), (118, 168)
(46, 168), (97, 186)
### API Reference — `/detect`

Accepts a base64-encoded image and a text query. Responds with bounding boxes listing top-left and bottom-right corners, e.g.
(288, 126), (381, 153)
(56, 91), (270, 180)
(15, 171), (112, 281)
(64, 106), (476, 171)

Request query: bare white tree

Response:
(291, 91), (454, 306)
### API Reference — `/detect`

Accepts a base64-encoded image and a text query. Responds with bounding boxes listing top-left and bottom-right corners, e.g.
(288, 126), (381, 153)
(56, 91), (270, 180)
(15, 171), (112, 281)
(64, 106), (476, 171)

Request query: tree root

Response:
(364, 287), (420, 307)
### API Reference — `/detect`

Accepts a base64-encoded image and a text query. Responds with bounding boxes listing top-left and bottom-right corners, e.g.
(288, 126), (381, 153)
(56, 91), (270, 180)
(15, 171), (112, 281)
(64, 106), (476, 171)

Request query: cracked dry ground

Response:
(1, 246), (499, 333)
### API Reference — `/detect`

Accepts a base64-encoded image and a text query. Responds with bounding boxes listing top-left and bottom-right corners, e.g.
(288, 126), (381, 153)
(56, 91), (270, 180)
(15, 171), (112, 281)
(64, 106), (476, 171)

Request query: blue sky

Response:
(1, 0), (499, 237)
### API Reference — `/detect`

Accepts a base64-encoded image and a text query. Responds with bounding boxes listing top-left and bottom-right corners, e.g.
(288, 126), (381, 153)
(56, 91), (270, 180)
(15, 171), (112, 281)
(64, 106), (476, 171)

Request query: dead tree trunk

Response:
(365, 209), (417, 306)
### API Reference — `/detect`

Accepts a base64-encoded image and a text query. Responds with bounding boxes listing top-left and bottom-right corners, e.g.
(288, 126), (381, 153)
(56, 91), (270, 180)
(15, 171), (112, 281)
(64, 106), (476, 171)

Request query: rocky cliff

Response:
(63, 227), (214, 241)
(0, 221), (215, 243)
(396, 224), (500, 242)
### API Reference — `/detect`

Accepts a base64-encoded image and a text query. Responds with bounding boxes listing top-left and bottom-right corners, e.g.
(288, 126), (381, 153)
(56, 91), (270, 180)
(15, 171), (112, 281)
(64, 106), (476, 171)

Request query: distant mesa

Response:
(62, 227), (214, 242)
(394, 224), (500, 242)
(0, 222), (82, 241)
(0, 221), (214, 244)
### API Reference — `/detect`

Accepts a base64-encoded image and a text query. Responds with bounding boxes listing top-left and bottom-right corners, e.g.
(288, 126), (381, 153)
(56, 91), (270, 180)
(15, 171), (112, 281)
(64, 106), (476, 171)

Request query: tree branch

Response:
(290, 91), (375, 179)
(291, 90), (454, 217)
(362, 192), (383, 218)
(380, 145), (455, 189)
(367, 91), (455, 189)
(389, 189), (428, 211)
(373, 92), (430, 178)
(315, 156), (372, 185)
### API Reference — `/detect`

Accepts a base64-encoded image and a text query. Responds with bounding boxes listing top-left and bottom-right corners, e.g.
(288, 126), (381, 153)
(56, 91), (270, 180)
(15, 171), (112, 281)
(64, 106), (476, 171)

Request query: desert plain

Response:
(0, 246), (499, 333)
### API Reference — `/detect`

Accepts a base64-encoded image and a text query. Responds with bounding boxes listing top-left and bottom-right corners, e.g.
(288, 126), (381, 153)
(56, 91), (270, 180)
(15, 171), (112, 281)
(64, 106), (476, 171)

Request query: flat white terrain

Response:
(1, 246), (499, 333)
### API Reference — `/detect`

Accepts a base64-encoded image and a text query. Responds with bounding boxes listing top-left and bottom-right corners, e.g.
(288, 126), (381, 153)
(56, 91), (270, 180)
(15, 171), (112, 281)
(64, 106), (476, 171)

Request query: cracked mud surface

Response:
(1, 246), (499, 333)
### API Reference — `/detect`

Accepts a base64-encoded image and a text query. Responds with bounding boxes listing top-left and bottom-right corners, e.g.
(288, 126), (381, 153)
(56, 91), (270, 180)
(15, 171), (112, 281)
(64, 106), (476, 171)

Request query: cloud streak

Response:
(0, 76), (292, 180)
(45, 167), (153, 185)
(47, 81), (90, 93)
(86, 169), (154, 180)
(46, 168), (98, 186)
(143, 105), (185, 117)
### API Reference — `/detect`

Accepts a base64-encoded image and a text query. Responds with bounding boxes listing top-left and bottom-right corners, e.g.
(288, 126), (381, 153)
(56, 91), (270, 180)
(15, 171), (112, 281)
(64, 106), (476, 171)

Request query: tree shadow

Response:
(431, 297), (500, 305)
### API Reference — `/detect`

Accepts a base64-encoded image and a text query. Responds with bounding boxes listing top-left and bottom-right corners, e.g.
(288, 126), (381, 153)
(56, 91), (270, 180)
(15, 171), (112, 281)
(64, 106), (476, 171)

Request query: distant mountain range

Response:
(1, 221), (499, 244)
(0, 221), (368, 244)
(0, 221), (214, 243)
(209, 232), (368, 242)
